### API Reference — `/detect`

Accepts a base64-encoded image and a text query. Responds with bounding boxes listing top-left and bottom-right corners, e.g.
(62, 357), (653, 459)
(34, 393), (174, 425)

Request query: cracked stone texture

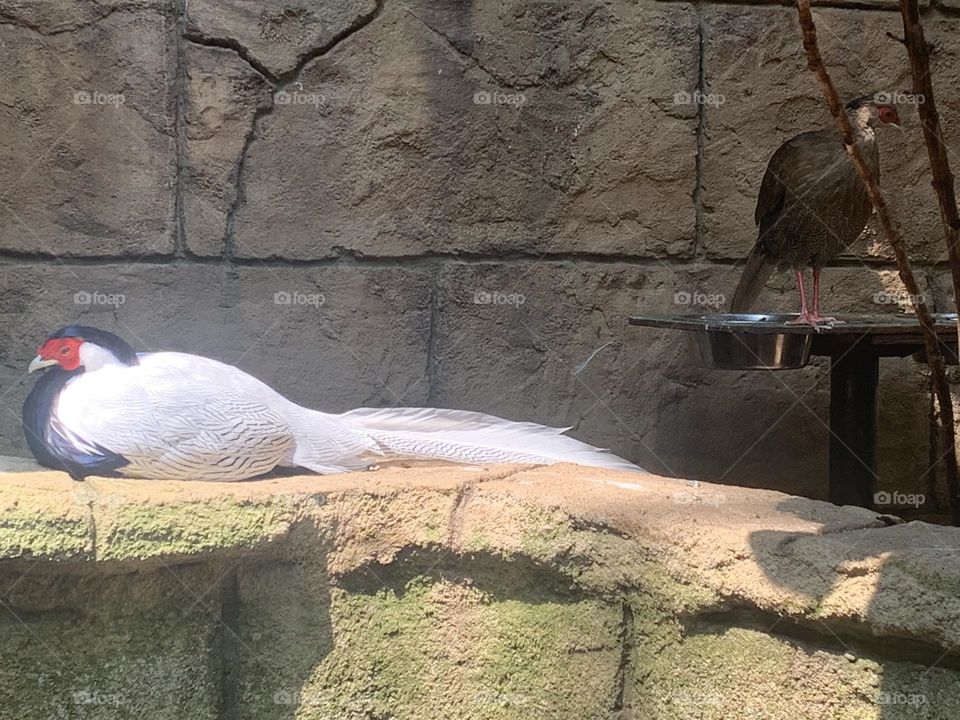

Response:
(701, 6), (960, 264)
(0, 464), (957, 718)
(0, 261), (431, 456)
(431, 261), (935, 502)
(0, 0), (164, 32)
(181, 43), (272, 256)
(184, 0), (377, 79)
(229, 0), (698, 259)
(0, 1), (177, 256)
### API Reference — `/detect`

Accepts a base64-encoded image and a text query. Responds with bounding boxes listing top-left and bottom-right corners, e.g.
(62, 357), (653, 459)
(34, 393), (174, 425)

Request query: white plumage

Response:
(44, 347), (641, 481)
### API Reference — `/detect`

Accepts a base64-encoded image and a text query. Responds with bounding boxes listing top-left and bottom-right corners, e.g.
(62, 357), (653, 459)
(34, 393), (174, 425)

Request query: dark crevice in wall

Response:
(935, 3), (960, 17)
(612, 601), (635, 720)
(446, 480), (476, 548)
(223, 103), (273, 260)
(181, 30), (278, 84)
(221, 0), (387, 260)
(85, 497), (97, 561)
(692, 7), (707, 258)
(0, 5), (127, 36)
(927, 381), (945, 511)
(216, 571), (242, 720)
(689, 608), (960, 669)
(0, 247), (953, 273)
(652, 0), (912, 12)
(426, 266), (441, 404)
(171, 0), (188, 258)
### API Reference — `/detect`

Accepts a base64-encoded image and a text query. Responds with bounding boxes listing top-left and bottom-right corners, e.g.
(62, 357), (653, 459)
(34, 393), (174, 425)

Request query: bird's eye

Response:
(59, 346), (70, 356)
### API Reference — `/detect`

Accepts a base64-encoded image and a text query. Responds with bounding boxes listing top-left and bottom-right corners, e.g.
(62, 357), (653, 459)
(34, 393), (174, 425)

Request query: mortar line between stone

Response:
(171, 0), (188, 258)
(652, 0), (946, 13)
(613, 600), (635, 719)
(217, 571), (242, 720)
(692, 5), (707, 258)
(0, 250), (951, 272)
(426, 265), (441, 404)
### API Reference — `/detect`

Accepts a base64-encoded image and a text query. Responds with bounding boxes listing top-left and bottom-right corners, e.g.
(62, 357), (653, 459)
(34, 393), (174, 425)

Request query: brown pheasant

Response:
(730, 96), (900, 326)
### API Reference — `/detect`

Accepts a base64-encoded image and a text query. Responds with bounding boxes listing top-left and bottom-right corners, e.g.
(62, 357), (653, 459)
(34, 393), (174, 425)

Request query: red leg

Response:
(811, 269), (840, 325)
(788, 268), (841, 327)
(795, 270), (809, 317)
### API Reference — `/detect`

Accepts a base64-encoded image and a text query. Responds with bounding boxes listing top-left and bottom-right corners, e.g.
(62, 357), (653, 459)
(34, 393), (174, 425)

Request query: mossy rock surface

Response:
(0, 463), (958, 718)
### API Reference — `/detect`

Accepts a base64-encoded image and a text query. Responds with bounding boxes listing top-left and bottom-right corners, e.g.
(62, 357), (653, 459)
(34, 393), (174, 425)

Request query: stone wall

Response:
(1, 463), (958, 719)
(2, 0), (960, 503)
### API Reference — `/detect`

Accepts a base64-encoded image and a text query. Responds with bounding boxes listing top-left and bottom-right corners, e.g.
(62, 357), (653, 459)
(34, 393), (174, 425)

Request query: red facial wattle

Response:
(878, 105), (900, 126)
(37, 337), (84, 371)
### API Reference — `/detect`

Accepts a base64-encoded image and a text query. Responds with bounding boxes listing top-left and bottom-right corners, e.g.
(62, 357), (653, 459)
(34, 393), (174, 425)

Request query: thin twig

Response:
(885, 31), (906, 47)
(796, 0), (960, 524)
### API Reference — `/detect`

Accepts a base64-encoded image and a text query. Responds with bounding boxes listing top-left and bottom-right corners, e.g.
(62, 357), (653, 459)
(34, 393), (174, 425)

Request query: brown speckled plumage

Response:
(731, 99), (888, 315)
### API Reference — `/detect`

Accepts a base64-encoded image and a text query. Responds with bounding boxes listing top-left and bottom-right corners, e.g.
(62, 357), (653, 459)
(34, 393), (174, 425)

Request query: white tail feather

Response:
(336, 407), (642, 473)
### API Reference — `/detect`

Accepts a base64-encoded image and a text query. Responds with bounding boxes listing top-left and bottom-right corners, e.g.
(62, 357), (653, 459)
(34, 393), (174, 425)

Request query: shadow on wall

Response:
(749, 497), (960, 719)
(227, 520), (335, 719)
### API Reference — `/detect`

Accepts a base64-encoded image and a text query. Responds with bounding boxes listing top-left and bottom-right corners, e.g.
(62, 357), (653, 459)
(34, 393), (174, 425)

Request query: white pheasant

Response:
(22, 326), (641, 481)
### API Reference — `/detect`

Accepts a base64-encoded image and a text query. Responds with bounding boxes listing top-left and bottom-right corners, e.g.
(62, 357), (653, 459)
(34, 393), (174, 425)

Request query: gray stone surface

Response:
(0, 1), (177, 256)
(0, 455), (42, 472)
(702, 5), (960, 264)
(431, 261), (934, 499)
(0, 261), (432, 455)
(231, 0), (699, 259)
(1, 0), (959, 517)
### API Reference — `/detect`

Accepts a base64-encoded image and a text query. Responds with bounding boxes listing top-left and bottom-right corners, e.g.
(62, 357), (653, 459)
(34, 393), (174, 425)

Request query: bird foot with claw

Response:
(786, 313), (844, 330)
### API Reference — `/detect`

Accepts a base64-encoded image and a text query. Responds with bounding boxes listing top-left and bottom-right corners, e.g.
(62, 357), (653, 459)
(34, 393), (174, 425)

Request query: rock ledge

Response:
(1, 462), (958, 718)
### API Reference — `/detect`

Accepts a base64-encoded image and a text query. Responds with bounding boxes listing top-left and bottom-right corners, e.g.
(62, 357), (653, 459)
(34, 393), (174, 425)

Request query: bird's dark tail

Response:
(730, 245), (774, 313)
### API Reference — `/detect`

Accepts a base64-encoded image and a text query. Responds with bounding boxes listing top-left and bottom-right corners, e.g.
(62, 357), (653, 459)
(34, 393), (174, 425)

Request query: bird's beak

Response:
(28, 355), (57, 373)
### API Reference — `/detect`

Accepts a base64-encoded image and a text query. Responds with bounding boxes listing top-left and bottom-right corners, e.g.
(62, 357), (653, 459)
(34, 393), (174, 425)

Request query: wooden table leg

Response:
(829, 347), (879, 508)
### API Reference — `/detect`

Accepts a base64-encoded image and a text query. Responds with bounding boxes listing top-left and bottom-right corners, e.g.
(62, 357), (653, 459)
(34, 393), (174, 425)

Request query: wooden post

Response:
(829, 347), (879, 507)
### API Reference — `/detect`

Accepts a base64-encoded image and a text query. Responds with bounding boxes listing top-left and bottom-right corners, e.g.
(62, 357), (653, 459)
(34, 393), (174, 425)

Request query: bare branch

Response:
(899, 0), (960, 524)
(885, 31), (906, 47)
(796, 0), (960, 524)
(900, 0), (960, 271)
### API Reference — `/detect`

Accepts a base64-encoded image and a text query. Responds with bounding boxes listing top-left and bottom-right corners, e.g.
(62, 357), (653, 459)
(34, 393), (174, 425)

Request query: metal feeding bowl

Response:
(630, 312), (960, 371)
(684, 314), (812, 370)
